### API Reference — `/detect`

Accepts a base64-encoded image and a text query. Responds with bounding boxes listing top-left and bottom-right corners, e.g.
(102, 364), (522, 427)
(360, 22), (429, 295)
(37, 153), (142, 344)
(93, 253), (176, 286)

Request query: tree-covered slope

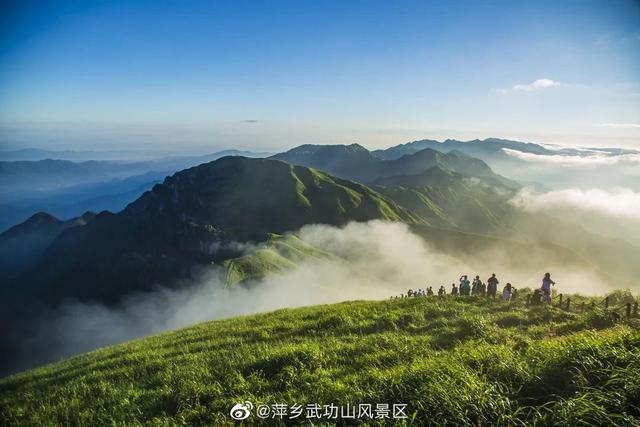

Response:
(1, 295), (638, 425)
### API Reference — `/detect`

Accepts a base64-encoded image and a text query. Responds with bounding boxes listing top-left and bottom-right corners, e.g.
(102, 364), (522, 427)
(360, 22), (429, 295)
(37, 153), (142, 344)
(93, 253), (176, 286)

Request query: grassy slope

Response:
(1, 295), (639, 426)
(223, 233), (337, 285)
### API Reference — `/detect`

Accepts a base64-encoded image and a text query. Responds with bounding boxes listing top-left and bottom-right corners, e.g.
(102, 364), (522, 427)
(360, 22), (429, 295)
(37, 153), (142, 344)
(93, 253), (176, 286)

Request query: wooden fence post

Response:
(591, 301), (595, 310)
(580, 302), (585, 313)
(566, 298), (570, 311)
(559, 293), (563, 307)
(605, 296), (609, 310)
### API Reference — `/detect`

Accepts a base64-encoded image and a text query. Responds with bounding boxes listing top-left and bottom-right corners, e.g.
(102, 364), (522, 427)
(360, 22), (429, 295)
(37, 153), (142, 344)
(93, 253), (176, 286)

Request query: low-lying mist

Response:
(492, 148), (640, 191)
(510, 187), (640, 246)
(10, 220), (621, 375)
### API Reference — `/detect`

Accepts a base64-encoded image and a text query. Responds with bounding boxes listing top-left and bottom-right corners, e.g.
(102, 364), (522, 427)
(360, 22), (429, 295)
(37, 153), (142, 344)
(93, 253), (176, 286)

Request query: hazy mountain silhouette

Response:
(0, 171), (165, 232)
(0, 211), (96, 282)
(371, 138), (555, 161)
(0, 149), (270, 193)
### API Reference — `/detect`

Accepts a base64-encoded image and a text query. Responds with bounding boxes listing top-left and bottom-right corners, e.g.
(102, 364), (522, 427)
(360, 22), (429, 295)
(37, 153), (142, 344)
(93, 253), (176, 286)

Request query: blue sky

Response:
(1, 0), (639, 152)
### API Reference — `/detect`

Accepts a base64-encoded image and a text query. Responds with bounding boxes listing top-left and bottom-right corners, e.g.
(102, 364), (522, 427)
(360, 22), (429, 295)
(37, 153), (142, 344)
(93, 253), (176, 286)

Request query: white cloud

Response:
(502, 148), (640, 167)
(511, 187), (640, 220)
(513, 78), (563, 92)
(599, 123), (640, 129)
(495, 78), (565, 94)
(535, 143), (602, 154)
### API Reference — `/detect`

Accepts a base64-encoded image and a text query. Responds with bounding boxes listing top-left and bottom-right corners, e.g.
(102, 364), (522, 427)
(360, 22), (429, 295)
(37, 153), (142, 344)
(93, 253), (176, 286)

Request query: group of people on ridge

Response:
(451, 274), (516, 301)
(407, 286), (448, 298)
(399, 273), (556, 304)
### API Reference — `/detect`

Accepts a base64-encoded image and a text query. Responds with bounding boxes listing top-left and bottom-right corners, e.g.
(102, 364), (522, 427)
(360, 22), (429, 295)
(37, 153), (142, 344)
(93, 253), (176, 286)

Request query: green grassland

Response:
(223, 233), (337, 285)
(1, 292), (639, 426)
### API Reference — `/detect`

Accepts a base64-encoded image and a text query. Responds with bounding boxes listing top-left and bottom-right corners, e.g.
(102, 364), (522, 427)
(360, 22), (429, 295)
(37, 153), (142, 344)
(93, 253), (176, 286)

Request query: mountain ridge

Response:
(0, 211), (96, 282)
(271, 144), (517, 186)
(7, 156), (415, 306)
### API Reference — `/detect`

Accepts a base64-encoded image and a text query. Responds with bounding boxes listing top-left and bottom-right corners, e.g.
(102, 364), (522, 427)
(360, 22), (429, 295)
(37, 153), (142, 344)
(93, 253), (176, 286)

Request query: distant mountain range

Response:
(0, 171), (164, 232)
(0, 147), (273, 162)
(1, 143), (639, 376)
(271, 143), (517, 187)
(371, 138), (640, 190)
(371, 137), (640, 161)
(0, 149), (271, 193)
(371, 138), (553, 161)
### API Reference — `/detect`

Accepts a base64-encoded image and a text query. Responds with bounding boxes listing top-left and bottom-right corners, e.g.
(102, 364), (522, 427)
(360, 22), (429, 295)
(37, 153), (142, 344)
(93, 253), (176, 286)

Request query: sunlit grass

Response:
(1, 294), (639, 425)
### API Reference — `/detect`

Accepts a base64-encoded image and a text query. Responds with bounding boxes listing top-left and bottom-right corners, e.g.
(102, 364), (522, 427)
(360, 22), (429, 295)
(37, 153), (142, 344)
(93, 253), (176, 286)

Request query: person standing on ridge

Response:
(451, 283), (458, 296)
(487, 274), (499, 299)
(459, 275), (471, 296)
(471, 275), (481, 296)
(541, 273), (555, 303)
(502, 283), (512, 301)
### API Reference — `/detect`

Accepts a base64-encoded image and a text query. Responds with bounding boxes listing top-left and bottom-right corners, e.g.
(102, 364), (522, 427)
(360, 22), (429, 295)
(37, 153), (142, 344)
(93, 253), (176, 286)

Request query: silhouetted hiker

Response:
(407, 289), (414, 297)
(487, 274), (499, 299)
(438, 285), (446, 296)
(531, 289), (542, 305)
(451, 283), (459, 296)
(541, 273), (555, 304)
(502, 283), (512, 301)
(479, 281), (486, 296)
(460, 275), (471, 296)
(471, 275), (481, 296)
(427, 286), (434, 296)
(510, 287), (518, 301)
